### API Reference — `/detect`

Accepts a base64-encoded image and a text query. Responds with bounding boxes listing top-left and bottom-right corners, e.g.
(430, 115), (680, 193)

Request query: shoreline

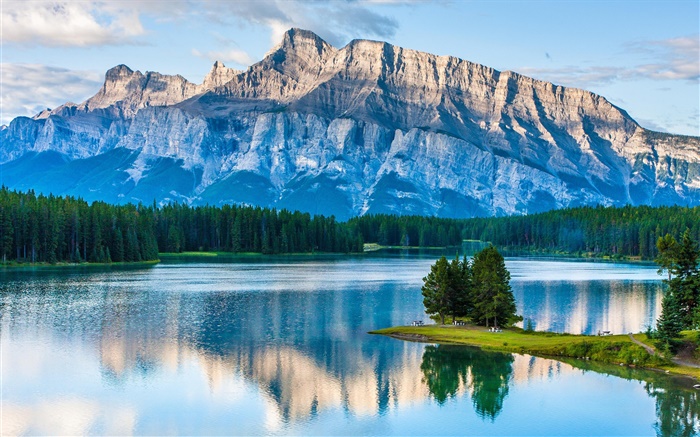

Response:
(0, 249), (661, 270)
(0, 259), (160, 270)
(370, 325), (700, 380)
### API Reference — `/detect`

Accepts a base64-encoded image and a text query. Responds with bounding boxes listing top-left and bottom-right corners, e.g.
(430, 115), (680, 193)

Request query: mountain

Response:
(2, 28), (699, 220)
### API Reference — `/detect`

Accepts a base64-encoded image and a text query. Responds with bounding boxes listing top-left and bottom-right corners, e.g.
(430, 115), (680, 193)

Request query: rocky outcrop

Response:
(201, 61), (239, 90)
(1, 28), (699, 218)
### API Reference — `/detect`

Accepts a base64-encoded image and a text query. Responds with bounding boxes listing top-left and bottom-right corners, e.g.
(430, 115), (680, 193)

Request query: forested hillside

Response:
(1, 187), (698, 264)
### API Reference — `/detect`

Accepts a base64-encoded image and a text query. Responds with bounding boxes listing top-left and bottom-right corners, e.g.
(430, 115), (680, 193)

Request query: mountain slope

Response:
(2, 28), (699, 219)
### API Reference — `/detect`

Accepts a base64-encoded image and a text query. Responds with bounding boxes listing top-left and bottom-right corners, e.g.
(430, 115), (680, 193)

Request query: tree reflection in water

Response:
(646, 379), (700, 437)
(421, 345), (514, 420)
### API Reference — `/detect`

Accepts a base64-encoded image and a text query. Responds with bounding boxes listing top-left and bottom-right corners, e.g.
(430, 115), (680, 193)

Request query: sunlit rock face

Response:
(2, 28), (699, 218)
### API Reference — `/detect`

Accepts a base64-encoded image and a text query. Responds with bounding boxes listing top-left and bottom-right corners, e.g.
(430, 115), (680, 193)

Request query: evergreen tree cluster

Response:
(153, 203), (363, 254)
(349, 215), (464, 248)
(655, 229), (700, 345)
(421, 246), (521, 328)
(459, 205), (700, 259)
(2, 185), (699, 264)
(0, 188), (158, 264)
(0, 187), (363, 264)
(350, 205), (700, 259)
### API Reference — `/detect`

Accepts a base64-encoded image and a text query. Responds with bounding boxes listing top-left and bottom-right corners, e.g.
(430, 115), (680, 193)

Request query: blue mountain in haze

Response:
(2, 28), (699, 219)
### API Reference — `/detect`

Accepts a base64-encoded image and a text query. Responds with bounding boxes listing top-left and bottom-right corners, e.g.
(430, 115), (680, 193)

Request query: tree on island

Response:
(469, 245), (522, 328)
(421, 245), (521, 327)
(421, 256), (452, 325)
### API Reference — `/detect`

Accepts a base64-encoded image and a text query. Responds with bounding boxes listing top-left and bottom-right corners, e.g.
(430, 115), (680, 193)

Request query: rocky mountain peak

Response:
(201, 61), (238, 90)
(280, 28), (334, 55)
(105, 64), (136, 81)
(81, 65), (203, 117)
(266, 27), (336, 71)
(3, 28), (699, 218)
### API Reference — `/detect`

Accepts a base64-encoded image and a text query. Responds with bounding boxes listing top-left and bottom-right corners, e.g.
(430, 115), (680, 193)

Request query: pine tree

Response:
(167, 224), (182, 253)
(0, 206), (13, 263)
(675, 229), (700, 326)
(470, 245), (521, 328)
(113, 228), (124, 262)
(422, 256), (450, 325)
(655, 229), (700, 330)
(447, 254), (471, 322)
(656, 288), (684, 344)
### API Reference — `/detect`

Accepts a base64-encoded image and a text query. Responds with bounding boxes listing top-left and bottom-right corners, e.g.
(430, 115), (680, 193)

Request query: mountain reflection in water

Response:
(0, 259), (696, 435)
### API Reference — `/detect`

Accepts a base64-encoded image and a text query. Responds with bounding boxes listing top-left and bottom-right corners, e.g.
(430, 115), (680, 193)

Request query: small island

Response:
(372, 241), (700, 380)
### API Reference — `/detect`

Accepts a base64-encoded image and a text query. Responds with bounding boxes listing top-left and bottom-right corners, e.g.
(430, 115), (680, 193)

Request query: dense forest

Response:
(0, 188), (361, 264)
(350, 205), (700, 259)
(0, 188), (159, 264)
(1, 187), (699, 264)
(155, 202), (363, 254)
(457, 205), (700, 259)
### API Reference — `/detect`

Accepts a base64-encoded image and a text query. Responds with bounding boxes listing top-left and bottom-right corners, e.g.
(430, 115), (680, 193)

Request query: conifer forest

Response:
(0, 187), (698, 264)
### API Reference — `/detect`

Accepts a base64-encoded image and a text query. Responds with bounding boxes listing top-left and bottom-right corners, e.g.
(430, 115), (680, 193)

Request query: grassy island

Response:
(370, 325), (700, 380)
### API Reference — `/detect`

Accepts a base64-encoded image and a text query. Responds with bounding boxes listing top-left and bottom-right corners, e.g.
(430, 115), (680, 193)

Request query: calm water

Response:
(1, 257), (698, 436)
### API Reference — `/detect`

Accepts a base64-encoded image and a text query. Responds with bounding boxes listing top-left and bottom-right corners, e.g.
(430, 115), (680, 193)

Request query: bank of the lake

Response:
(371, 325), (700, 380)
(0, 259), (160, 269)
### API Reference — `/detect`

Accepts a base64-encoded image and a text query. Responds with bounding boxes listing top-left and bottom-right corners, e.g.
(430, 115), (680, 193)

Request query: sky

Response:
(1, 0), (698, 136)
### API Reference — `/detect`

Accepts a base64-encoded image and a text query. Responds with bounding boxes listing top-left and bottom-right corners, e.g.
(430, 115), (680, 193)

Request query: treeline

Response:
(2, 186), (700, 264)
(0, 188), (362, 264)
(349, 215), (464, 248)
(0, 188), (158, 264)
(155, 203), (362, 254)
(353, 205), (700, 259)
(460, 205), (700, 259)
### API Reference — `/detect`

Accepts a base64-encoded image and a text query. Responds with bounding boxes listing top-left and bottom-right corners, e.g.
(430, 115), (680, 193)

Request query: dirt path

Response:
(672, 341), (700, 368)
(628, 333), (700, 369)
(628, 333), (656, 355)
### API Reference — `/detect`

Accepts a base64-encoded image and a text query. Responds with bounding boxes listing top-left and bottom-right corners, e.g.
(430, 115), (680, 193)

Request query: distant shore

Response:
(0, 247), (661, 269)
(158, 251), (354, 258)
(370, 325), (700, 380)
(0, 259), (160, 269)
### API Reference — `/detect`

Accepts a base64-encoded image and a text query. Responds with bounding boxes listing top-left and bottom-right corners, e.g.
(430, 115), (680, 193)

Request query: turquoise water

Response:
(1, 257), (697, 435)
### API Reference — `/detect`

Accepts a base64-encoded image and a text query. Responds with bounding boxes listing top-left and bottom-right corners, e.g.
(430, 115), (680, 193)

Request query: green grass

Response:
(369, 325), (700, 376)
(159, 251), (223, 257)
(0, 259), (160, 269)
(363, 243), (447, 252)
(159, 251), (354, 258)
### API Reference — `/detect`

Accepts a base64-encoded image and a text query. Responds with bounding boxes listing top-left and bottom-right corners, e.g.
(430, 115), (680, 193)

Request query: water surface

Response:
(1, 257), (697, 435)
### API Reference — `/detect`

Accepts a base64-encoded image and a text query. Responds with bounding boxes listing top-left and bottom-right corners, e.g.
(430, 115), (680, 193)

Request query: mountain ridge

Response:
(2, 28), (699, 219)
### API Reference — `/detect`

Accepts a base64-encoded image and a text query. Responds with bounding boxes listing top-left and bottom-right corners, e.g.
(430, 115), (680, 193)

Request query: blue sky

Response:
(2, 0), (698, 135)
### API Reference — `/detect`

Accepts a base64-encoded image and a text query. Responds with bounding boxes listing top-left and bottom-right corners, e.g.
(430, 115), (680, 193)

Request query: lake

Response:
(1, 257), (698, 435)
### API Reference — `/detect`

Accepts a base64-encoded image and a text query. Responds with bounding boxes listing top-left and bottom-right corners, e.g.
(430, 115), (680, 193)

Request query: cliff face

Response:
(2, 28), (699, 219)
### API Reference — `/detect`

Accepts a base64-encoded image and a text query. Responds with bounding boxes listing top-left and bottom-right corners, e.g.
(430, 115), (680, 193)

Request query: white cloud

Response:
(517, 35), (700, 88)
(2, 1), (137, 46)
(1, 64), (103, 124)
(634, 35), (700, 81)
(1, 0), (412, 48)
(203, 0), (402, 47)
(0, 0), (193, 47)
(191, 48), (254, 67)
